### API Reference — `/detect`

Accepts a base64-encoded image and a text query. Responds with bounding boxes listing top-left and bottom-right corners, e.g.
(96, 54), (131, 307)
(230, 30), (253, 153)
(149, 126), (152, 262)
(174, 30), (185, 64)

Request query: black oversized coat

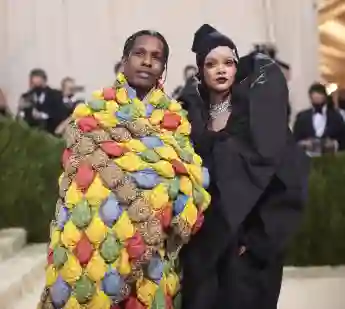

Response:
(179, 54), (310, 309)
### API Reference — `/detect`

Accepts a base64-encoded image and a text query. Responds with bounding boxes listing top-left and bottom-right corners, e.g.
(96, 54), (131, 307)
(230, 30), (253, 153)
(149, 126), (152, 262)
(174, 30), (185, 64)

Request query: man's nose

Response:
(142, 54), (152, 67)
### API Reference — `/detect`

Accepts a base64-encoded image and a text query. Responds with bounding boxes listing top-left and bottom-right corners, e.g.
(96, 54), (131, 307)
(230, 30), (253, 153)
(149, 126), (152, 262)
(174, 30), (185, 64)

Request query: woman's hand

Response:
(239, 246), (246, 256)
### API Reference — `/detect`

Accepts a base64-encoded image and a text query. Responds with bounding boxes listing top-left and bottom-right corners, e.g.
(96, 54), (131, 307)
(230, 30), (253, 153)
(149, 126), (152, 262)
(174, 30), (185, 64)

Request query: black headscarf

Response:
(191, 24), (239, 68)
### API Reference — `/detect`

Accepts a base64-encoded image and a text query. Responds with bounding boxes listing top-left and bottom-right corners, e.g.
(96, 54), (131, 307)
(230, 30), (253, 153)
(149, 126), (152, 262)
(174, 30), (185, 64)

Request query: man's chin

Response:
(130, 78), (155, 91)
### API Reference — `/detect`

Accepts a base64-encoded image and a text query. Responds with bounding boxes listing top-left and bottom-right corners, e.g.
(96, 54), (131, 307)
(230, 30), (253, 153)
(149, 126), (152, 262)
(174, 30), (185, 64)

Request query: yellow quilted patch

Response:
(72, 103), (92, 119)
(136, 278), (159, 306)
(115, 152), (148, 172)
(85, 252), (108, 282)
(65, 182), (83, 209)
(113, 211), (135, 241)
(64, 296), (82, 309)
(46, 265), (58, 287)
(150, 183), (169, 210)
(61, 220), (82, 249)
(85, 213), (108, 246)
(60, 254), (82, 284)
(180, 198), (198, 226)
(85, 175), (111, 207)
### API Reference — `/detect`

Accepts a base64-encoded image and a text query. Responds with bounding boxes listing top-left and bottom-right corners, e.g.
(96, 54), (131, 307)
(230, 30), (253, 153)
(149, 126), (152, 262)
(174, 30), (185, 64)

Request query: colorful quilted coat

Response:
(38, 73), (211, 309)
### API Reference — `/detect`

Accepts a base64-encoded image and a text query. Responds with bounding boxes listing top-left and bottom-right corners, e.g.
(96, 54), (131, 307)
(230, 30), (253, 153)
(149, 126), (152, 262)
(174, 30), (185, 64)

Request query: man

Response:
(335, 88), (345, 122)
(171, 65), (198, 100)
(39, 30), (211, 309)
(293, 83), (345, 153)
(18, 69), (66, 134)
(61, 77), (84, 113)
(53, 77), (85, 136)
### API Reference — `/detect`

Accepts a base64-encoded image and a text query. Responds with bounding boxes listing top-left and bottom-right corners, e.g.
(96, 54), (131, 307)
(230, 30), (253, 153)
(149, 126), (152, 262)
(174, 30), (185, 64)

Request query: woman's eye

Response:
(205, 62), (215, 68)
(226, 59), (235, 66)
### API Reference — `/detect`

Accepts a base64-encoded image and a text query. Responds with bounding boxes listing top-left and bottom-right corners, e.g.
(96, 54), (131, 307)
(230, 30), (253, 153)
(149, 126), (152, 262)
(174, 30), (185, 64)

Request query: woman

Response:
(180, 24), (309, 309)
(38, 30), (210, 309)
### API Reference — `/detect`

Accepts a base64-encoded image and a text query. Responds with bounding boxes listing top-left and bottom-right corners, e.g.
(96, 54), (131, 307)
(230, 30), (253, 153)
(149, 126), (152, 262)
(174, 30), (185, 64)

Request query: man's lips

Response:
(136, 71), (152, 79)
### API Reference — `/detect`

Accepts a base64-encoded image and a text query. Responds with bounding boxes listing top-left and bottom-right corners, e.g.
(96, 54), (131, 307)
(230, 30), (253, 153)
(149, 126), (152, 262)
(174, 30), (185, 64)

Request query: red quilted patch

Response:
(74, 233), (94, 266)
(47, 248), (54, 265)
(62, 148), (72, 168)
(171, 159), (188, 175)
(126, 232), (146, 260)
(125, 297), (146, 309)
(161, 112), (181, 130)
(77, 116), (99, 132)
(192, 212), (205, 235)
(75, 162), (95, 191)
(160, 204), (172, 229)
(100, 141), (125, 157)
(103, 88), (116, 101)
(165, 295), (173, 309)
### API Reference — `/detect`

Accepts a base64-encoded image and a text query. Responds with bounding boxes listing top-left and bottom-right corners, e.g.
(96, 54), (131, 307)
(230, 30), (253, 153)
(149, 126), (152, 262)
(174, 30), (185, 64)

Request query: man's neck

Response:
(136, 89), (150, 100)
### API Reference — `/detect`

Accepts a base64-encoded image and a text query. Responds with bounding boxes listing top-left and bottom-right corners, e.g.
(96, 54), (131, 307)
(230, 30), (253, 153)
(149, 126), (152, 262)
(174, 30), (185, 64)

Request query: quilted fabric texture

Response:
(38, 73), (211, 309)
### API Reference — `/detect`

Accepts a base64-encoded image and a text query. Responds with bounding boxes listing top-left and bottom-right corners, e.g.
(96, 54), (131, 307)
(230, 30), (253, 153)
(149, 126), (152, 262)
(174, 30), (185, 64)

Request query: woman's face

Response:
(123, 35), (165, 92)
(203, 46), (237, 93)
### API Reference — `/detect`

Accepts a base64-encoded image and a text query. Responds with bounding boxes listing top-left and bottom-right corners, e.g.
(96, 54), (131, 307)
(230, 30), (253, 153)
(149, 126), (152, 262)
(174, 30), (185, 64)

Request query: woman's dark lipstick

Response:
(216, 77), (228, 84)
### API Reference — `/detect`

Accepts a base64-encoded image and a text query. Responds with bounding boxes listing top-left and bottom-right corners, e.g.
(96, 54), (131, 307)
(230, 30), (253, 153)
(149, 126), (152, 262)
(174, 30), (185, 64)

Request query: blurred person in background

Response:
(0, 88), (12, 117)
(335, 88), (345, 122)
(54, 77), (85, 136)
(61, 77), (84, 113)
(17, 69), (66, 134)
(171, 64), (198, 100)
(293, 83), (345, 155)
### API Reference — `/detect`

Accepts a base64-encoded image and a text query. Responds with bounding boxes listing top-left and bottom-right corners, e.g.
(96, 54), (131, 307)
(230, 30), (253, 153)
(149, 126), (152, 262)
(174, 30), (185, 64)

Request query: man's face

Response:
(30, 76), (46, 89)
(310, 92), (326, 106)
(122, 35), (165, 91)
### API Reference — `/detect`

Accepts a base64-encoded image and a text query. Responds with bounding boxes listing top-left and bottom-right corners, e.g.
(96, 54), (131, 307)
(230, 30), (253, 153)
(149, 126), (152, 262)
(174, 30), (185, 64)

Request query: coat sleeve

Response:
(180, 87), (216, 157)
(249, 61), (288, 163)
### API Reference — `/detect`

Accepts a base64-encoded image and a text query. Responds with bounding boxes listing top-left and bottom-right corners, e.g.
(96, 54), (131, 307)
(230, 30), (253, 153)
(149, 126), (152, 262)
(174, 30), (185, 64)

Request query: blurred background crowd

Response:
(0, 0), (345, 157)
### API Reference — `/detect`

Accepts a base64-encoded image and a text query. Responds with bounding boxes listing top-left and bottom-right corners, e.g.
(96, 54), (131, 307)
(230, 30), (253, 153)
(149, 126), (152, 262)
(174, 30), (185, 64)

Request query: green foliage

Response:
(287, 153), (345, 266)
(0, 117), (64, 242)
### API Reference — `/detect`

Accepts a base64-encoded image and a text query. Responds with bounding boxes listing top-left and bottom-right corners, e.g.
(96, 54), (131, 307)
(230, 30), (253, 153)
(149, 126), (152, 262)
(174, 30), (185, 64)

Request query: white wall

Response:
(0, 0), (319, 115)
(267, 0), (320, 116)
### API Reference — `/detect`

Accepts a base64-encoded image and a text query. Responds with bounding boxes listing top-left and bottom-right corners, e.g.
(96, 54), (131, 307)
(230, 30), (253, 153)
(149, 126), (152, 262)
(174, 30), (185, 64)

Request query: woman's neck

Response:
(209, 90), (230, 106)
